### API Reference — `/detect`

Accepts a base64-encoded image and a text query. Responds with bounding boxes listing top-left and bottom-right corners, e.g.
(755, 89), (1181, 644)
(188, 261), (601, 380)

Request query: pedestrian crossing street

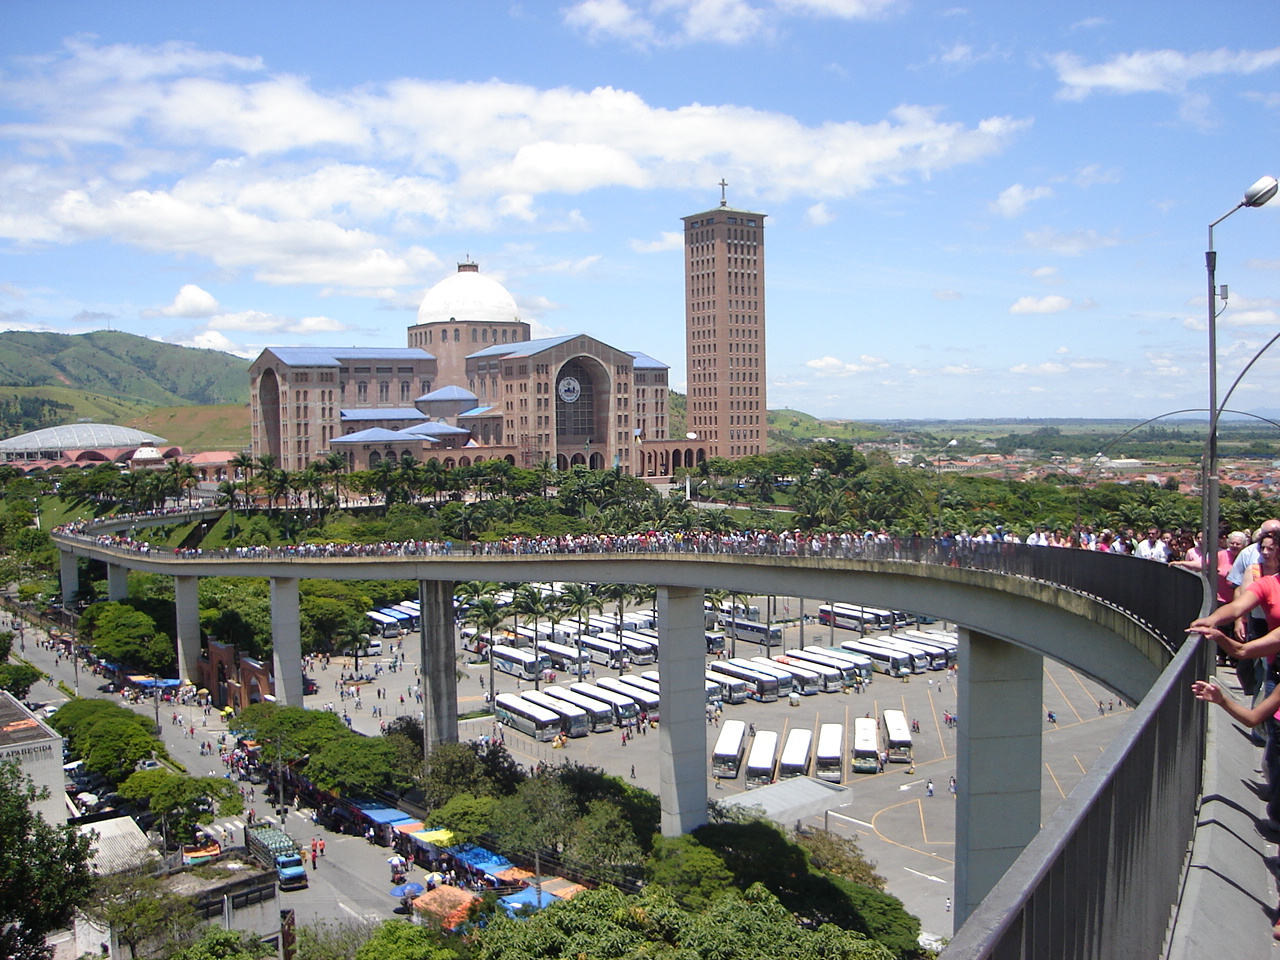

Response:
(198, 807), (312, 843)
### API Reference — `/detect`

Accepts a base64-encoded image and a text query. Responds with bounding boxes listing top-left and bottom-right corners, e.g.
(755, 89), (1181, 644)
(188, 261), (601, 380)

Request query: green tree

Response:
(430, 794), (497, 846)
(118, 770), (243, 847)
(167, 928), (273, 960)
(795, 829), (887, 891)
(565, 799), (642, 885)
(0, 762), (95, 960)
(491, 775), (576, 906)
(354, 920), (457, 960)
(0, 662), (42, 698)
(645, 834), (734, 909)
(294, 919), (379, 960)
(422, 741), (498, 807)
(83, 867), (199, 959)
(304, 735), (407, 797)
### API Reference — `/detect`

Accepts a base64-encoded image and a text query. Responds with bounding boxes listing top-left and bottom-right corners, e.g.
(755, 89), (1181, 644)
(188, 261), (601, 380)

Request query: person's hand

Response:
(1189, 624), (1228, 645)
(1190, 616), (1216, 632)
(1191, 680), (1224, 705)
(1235, 618), (1250, 643)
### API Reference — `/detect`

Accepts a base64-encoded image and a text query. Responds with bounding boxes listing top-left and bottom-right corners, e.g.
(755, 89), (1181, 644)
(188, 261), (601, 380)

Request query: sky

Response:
(1, 1), (1277, 422)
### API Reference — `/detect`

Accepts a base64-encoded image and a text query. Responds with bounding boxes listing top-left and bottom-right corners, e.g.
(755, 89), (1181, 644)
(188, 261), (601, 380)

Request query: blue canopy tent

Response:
(499, 886), (547, 916)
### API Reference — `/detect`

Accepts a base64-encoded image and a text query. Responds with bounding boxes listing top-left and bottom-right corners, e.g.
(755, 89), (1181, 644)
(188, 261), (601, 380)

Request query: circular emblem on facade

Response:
(557, 376), (582, 403)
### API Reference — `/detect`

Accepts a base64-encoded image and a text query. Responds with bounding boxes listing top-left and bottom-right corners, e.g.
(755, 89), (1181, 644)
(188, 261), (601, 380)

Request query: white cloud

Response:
(776, 0), (902, 16)
(1010, 361), (1069, 374)
(1055, 345), (1069, 354)
(991, 183), (1053, 218)
(1023, 227), (1120, 256)
(1072, 164), (1120, 188)
(1069, 17), (1108, 30)
(805, 202), (834, 226)
(631, 231), (684, 253)
(163, 328), (257, 357)
(0, 40), (1027, 293)
(1249, 259), (1280, 271)
(933, 289), (962, 300)
(144, 283), (220, 318)
(806, 354), (889, 376)
(1052, 46), (1280, 101)
(1010, 294), (1072, 314)
(207, 310), (349, 334)
(908, 363), (980, 376)
(1031, 266), (1059, 283)
(563, 0), (658, 45)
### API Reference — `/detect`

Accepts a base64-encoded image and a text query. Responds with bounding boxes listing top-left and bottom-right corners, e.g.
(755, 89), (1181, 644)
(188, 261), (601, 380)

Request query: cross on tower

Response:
(719, 179), (728, 207)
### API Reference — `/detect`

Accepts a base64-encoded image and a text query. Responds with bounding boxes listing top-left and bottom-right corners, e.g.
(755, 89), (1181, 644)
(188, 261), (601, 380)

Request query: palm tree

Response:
(230, 451), (256, 485)
(464, 597), (507, 696)
(594, 582), (633, 669)
(558, 583), (601, 674)
(214, 479), (241, 536)
(513, 585), (551, 687)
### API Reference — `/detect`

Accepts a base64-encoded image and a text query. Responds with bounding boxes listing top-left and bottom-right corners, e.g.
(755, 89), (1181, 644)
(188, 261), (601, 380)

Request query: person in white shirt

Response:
(1134, 527), (1170, 563)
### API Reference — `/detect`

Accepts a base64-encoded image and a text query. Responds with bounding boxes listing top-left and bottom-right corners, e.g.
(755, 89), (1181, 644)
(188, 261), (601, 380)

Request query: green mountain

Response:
(0, 330), (249, 407)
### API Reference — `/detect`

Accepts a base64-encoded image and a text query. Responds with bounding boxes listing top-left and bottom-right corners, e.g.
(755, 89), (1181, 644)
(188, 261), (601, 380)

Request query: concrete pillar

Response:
(955, 627), (1043, 925)
(420, 579), (459, 754)
(269, 577), (304, 707)
(657, 584), (707, 836)
(106, 562), (128, 602)
(59, 551), (78, 608)
(174, 576), (202, 684)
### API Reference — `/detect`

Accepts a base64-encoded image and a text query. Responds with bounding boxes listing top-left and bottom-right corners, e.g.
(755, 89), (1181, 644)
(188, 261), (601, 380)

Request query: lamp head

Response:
(1243, 176), (1278, 208)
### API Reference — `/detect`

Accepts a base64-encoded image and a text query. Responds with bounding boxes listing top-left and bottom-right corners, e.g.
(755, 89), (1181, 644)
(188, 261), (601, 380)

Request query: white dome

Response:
(417, 264), (519, 325)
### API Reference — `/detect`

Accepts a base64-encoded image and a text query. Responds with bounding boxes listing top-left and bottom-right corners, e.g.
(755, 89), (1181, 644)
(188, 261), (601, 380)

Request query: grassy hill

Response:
(124, 403), (251, 453)
(0, 330), (248, 406)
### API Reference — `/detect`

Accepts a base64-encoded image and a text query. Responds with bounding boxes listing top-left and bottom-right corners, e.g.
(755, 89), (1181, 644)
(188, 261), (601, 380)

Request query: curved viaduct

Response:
(53, 528), (1205, 932)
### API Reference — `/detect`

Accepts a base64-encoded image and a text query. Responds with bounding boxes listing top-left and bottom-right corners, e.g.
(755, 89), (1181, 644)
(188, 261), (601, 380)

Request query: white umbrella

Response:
(76, 792), (99, 806)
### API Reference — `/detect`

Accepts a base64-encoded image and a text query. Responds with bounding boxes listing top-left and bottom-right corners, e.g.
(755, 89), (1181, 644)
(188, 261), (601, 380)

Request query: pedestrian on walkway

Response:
(926, 779), (934, 797)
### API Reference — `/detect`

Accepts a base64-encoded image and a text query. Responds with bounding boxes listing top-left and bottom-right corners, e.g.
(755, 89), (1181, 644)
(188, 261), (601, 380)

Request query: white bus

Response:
(520, 689), (590, 738)
(886, 634), (950, 670)
(745, 730), (780, 787)
(489, 644), (550, 682)
(882, 709), (913, 763)
(705, 630), (727, 654)
(848, 637), (928, 673)
(708, 662), (780, 702)
(366, 610), (404, 638)
(719, 599), (761, 621)
(390, 603), (421, 631)
(787, 649), (861, 688)
(899, 630), (959, 667)
(542, 686), (614, 732)
(723, 619), (784, 647)
(728, 657), (793, 697)
(493, 693), (560, 741)
(596, 676), (659, 719)
(596, 631), (657, 666)
(705, 671), (749, 704)
(817, 604), (877, 631)
(778, 728), (813, 779)
(712, 719), (748, 779)
(578, 634), (627, 668)
(852, 717), (881, 774)
(536, 640), (591, 676)
(622, 612), (657, 631)
(837, 639), (914, 677)
(814, 723), (845, 783)
(773, 654), (842, 693)
(569, 681), (640, 725)
(752, 656), (823, 696)
(616, 674), (662, 699)
(800, 646), (875, 682)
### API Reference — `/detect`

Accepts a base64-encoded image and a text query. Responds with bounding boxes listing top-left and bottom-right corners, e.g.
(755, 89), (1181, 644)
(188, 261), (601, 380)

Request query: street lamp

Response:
(1202, 175), (1278, 593)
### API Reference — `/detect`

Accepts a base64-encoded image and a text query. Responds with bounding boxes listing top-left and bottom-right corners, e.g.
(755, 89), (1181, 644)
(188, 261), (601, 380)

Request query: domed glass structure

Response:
(0, 423), (166, 454)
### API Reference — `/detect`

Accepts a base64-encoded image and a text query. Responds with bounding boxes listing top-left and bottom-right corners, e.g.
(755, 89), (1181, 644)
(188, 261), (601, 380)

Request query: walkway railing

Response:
(53, 515), (1210, 958)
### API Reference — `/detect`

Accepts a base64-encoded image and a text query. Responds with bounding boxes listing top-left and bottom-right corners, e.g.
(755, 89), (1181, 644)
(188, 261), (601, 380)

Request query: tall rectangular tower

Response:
(683, 195), (766, 460)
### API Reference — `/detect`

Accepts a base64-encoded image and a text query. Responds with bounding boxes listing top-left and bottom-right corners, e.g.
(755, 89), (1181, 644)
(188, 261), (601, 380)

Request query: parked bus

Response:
(705, 670), (749, 704)
(814, 723), (845, 782)
(800, 646), (875, 682)
(596, 676), (659, 720)
(536, 640), (591, 677)
(882, 709), (913, 763)
(616, 674), (662, 698)
(705, 630), (727, 654)
(520, 689), (590, 738)
(773, 654), (842, 693)
(578, 634), (627, 668)
(596, 631), (657, 666)
(708, 662), (780, 702)
(752, 656), (822, 695)
(900, 630), (959, 666)
(837, 639), (913, 677)
(492, 693), (560, 742)
(569, 682), (640, 725)
(622, 612), (656, 631)
(847, 636), (928, 673)
(778, 728), (813, 779)
(787, 649), (861, 688)
(488, 644), (550, 682)
(719, 599), (762, 621)
(887, 634), (951, 670)
(723, 618), (784, 647)
(542, 686), (613, 732)
(712, 719), (749, 779)
(745, 730), (780, 787)
(390, 603), (421, 631)
(852, 717), (881, 774)
(727, 658), (793, 698)
(366, 610), (404, 638)
(817, 604), (877, 631)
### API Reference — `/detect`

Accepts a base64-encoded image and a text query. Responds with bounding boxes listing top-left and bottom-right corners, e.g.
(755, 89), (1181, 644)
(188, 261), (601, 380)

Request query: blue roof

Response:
(458, 406), (498, 417)
(265, 347), (433, 365)
(332, 428), (433, 443)
(627, 351), (669, 369)
(418, 385), (477, 402)
(401, 421), (470, 437)
(467, 334), (580, 359)
(340, 408), (426, 421)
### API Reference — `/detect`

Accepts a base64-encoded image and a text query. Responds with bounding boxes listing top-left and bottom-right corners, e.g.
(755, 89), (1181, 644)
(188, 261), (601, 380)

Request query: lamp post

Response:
(1202, 175), (1278, 593)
